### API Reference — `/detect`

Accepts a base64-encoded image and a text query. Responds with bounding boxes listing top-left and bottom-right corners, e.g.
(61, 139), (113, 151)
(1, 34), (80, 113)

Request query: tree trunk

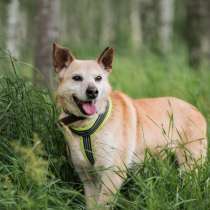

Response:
(61, 1), (81, 46)
(6, 0), (20, 58)
(34, 0), (60, 89)
(159, 0), (174, 53)
(185, 0), (210, 68)
(130, 0), (142, 50)
(200, 1), (210, 62)
(0, 1), (9, 49)
(100, 0), (114, 46)
(140, 0), (159, 50)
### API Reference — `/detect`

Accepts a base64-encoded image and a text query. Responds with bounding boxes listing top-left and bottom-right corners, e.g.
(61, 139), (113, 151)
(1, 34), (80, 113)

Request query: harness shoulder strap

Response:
(70, 100), (111, 136)
(60, 99), (112, 166)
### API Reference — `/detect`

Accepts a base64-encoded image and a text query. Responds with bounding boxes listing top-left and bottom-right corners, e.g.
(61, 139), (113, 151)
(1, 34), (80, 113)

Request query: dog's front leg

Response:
(78, 171), (100, 209)
(97, 169), (126, 208)
(83, 181), (100, 209)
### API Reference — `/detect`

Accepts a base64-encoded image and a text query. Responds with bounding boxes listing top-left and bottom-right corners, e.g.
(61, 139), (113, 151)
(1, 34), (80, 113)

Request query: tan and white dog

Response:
(53, 43), (208, 209)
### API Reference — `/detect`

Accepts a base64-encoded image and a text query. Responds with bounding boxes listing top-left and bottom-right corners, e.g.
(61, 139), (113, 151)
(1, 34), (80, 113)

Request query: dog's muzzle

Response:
(86, 86), (98, 99)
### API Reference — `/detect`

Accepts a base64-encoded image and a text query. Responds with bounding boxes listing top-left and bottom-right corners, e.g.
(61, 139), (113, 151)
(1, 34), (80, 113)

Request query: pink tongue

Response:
(82, 103), (96, 115)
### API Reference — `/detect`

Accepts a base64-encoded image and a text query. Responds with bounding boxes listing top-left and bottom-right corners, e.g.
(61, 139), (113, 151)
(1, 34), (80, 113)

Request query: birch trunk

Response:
(159, 0), (174, 52)
(140, 0), (159, 49)
(130, 0), (142, 50)
(100, 0), (114, 46)
(186, 0), (209, 67)
(7, 0), (20, 58)
(34, 0), (60, 89)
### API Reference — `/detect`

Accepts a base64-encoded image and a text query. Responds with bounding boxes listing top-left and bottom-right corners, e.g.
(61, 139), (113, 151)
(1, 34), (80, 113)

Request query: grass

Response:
(0, 50), (209, 210)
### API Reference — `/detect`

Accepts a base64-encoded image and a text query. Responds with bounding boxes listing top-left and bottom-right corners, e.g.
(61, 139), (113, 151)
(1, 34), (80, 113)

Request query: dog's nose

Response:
(86, 86), (98, 99)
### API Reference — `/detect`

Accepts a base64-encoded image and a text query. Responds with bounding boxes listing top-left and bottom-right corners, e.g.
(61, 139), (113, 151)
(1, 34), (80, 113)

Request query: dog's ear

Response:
(97, 47), (114, 72)
(52, 42), (75, 73)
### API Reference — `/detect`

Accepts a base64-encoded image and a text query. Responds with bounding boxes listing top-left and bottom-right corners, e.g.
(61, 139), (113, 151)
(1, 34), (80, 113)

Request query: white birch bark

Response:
(159, 0), (174, 52)
(7, 0), (20, 57)
(100, 0), (114, 46)
(130, 0), (142, 50)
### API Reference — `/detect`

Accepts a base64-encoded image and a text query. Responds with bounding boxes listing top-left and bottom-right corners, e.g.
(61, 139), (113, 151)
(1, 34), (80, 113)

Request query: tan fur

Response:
(53, 43), (208, 209)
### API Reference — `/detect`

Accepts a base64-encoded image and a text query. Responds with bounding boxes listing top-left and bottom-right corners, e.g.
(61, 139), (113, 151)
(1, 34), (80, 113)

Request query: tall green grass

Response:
(0, 52), (209, 209)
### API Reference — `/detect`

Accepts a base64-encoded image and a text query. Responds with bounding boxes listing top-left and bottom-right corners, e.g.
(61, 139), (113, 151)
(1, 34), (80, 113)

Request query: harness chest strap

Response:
(59, 99), (112, 165)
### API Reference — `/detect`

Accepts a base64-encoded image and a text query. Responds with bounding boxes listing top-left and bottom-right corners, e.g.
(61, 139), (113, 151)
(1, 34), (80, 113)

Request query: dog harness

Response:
(60, 99), (112, 165)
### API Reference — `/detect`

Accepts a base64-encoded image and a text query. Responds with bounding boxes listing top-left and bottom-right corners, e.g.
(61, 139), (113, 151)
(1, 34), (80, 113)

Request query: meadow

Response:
(0, 49), (209, 210)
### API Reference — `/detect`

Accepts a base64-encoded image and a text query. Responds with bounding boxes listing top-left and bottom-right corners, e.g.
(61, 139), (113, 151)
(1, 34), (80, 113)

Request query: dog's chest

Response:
(64, 128), (117, 168)
(67, 136), (86, 166)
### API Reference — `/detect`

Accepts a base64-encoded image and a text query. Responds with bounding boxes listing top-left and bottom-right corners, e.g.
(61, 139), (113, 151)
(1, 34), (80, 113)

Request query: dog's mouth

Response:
(73, 95), (97, 116)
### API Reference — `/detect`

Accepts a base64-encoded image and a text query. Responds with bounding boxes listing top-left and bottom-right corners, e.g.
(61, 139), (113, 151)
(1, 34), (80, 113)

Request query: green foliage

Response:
(0, 74), (83, 209)
(0, 52), (209, 209)
(115, 151), (210, 210)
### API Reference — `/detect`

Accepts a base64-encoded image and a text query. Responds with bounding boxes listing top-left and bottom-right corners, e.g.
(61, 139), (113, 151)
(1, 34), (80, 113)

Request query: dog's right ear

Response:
(97, 47), (114, 72)
(52, 42), (75, 73)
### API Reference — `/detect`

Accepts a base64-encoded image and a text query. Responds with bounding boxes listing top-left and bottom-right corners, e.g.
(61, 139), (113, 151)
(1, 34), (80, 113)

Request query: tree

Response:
(140, 0), (159, 50)
(34, 0), (60, 89)
(159, 0), (174, 52)
(6, 0), (21, 58)
(185, 0), (210, 68)
(100, 0), (114, 47)
(130, 0), (142, 50)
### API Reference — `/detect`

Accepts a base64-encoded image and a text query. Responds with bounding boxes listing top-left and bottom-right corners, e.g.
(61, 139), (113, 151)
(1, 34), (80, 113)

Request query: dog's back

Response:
(133, 96), (207, 169)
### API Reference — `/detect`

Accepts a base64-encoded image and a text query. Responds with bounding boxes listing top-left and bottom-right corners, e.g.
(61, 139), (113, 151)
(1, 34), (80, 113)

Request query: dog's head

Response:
(53, 43), (114, 118)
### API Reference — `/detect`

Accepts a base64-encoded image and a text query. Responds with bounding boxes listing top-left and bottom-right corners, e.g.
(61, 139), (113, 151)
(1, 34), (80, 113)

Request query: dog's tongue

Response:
(82, 102), (96, 115)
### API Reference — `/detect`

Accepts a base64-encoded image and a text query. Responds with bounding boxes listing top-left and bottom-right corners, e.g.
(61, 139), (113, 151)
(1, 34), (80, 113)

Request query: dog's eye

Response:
(95, 75), (102, 82)
(72, 75), (83, 81)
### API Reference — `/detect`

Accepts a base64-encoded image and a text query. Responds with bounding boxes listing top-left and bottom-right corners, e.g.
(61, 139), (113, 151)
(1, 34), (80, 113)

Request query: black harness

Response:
(60, 101), (111, 165)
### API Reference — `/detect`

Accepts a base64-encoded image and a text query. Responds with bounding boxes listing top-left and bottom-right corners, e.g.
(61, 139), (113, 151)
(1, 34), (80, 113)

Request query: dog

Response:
(52, 43), (208, 209)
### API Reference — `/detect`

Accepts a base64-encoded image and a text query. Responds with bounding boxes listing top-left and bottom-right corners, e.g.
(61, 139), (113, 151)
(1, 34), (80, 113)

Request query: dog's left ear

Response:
(52, 42), (75, 73)
(97, 47), (114, 72)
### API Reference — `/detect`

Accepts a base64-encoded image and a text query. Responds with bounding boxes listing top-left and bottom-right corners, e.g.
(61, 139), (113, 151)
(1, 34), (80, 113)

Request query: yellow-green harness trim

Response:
(69, 99), (112, 165)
